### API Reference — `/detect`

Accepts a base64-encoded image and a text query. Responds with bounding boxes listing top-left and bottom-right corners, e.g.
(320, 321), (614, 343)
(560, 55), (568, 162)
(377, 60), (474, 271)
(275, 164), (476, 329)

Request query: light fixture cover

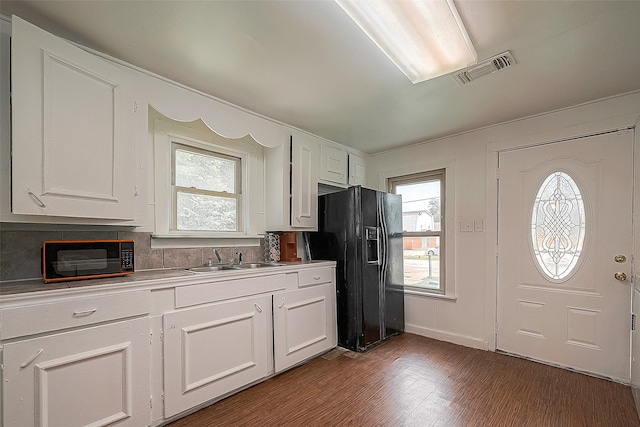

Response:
(336, 0), (477, 84)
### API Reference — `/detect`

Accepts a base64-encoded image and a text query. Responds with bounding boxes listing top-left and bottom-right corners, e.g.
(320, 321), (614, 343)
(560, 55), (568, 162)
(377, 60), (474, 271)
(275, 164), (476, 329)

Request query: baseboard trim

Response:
(632, 386), (640, 420)
(405, 324), (489, 350)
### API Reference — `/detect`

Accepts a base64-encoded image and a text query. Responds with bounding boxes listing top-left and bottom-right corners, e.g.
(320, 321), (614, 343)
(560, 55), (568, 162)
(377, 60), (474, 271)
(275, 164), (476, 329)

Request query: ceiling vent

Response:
(452, 51), (515, 85)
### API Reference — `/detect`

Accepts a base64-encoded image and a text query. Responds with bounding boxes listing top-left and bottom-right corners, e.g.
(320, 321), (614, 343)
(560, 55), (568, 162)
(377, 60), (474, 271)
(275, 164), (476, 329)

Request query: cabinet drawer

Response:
(175, 273), (295, 308)
(1, 290), (151, 340)
(298, 267), (334, 287)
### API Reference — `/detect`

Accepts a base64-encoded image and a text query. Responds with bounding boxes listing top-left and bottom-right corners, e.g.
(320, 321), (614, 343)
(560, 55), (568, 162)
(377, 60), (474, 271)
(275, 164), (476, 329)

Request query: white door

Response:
(497, 130), (633, 382)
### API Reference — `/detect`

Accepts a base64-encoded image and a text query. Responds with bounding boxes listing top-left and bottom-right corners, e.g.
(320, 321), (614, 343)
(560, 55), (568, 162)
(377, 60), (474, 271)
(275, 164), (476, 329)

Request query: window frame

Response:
(389, 169), (446, 295)
(171, 142), (243, 232)
(151, 112), (266, 245)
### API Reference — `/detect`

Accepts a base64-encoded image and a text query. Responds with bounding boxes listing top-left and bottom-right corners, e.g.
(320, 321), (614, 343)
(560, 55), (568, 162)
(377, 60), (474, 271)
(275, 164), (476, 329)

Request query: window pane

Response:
(403, 236), (440, 290)
(175, 148), (236, 193)
(176, 192), (237, 231)
(531, 171), (585, 280)
(394, 181), (441, 232)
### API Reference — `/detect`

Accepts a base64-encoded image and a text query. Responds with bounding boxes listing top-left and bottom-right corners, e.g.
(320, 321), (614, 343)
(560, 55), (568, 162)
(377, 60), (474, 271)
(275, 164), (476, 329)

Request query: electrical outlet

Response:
(459, 221), (473, 232)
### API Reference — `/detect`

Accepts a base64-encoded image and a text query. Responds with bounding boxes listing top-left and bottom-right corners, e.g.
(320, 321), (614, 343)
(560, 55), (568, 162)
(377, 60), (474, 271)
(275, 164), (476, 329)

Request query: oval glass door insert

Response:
(531, 171), (586, 281)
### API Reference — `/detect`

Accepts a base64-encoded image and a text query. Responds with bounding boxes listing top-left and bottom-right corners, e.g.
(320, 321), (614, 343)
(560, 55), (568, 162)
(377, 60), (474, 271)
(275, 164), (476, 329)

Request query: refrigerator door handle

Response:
(378, 197), (389, 278)
(377, 192), (389, 340)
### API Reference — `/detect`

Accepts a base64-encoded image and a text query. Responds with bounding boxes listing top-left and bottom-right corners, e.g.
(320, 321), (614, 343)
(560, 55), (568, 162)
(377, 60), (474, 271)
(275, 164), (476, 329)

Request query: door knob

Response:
(614, 272), (627, 281)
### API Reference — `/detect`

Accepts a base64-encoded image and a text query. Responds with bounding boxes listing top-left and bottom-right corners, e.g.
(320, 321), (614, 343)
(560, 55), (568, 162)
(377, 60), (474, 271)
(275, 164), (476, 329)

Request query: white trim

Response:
(150, 236), (262, 249)
(151, 114), (265, 242)
(486, 116), (639, 355)
(485, 148), (499, 351)
(404, 289), (457, 301)
(633, 387), (640, 416)
(405, 324), (489, 350)
(378, 159), (456, 299)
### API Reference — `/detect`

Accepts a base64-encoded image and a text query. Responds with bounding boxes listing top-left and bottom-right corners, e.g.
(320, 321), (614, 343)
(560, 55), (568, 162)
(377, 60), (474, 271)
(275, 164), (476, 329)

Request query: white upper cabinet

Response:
(11, 16), (136, 220)
(318, 141), (367, 188)
(320, 144), (348, 185)
(290, 132), (319, 229)
(265, 130), (319, 231)
(348, 153), (366, 186)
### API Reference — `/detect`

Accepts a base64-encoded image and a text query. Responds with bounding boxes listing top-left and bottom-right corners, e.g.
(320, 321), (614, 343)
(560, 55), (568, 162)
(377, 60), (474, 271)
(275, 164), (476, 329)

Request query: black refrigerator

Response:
(307, 186), (404, 352)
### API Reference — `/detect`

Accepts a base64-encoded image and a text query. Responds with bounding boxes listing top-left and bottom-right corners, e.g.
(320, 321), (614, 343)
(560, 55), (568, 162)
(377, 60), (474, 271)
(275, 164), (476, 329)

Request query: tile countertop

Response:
(0, 260), (336, 299)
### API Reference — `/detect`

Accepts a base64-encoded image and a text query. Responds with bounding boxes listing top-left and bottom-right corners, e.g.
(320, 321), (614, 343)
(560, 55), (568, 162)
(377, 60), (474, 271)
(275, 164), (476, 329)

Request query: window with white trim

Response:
(389, 169), (445, 294)
(151, 109), (265, 242)
(172, 143), (242, 232)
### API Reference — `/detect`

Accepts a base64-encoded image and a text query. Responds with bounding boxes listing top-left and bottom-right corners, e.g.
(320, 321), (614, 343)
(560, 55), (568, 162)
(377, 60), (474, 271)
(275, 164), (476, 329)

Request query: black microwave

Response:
(42, 240), (134, 283)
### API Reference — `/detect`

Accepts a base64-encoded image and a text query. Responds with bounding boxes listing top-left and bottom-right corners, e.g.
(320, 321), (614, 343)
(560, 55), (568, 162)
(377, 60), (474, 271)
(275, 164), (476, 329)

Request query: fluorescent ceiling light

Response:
(336, 0), (477, 84)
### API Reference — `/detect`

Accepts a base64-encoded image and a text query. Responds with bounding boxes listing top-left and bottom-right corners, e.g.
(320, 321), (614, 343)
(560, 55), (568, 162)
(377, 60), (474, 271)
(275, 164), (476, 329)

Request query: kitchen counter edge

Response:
(0, 260), (337, 303)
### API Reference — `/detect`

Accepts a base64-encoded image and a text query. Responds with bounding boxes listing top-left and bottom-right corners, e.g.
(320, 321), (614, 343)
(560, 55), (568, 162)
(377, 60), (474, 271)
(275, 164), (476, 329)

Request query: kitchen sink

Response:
(232, 262), (283, 269)
(187, 265), (235, 273)
(187, 263), (285, 273)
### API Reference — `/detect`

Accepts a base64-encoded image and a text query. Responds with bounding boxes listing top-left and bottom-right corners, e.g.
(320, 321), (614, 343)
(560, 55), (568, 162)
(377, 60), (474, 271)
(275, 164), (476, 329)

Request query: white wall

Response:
(368, 91), (640, 354)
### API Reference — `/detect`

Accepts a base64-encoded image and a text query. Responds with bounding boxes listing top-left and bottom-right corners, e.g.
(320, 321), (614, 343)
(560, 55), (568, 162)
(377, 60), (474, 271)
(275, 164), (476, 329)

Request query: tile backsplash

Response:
(0, 229), (263, 282)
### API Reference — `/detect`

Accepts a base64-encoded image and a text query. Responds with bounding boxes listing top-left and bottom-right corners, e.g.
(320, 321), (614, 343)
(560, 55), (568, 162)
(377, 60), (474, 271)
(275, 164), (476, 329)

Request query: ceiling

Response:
(2, 1), (640, 154)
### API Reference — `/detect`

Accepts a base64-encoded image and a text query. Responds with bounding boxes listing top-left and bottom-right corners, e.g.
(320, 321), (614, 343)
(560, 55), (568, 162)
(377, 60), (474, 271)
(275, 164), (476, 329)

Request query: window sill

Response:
(151, 234), (263, 249)
(404, 288), (457, 301)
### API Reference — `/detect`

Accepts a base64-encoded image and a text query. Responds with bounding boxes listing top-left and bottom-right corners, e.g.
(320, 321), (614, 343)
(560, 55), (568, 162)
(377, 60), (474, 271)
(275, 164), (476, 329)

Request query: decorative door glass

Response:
(531, 171), (586, 281)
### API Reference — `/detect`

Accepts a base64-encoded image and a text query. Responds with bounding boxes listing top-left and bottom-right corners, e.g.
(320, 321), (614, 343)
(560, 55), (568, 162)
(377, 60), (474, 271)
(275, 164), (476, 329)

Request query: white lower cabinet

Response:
(162, 294), (271, 418)
(273, 282), (336, 372)
(161, 267), (336, 422)
(1, 264), (336, 427)
(2, 317), (150, 427)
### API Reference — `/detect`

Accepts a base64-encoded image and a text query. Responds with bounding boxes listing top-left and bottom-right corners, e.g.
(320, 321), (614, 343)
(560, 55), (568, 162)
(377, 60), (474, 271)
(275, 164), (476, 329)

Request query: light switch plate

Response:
(460, 221), (473, 232)
(474, 220), (484, 232)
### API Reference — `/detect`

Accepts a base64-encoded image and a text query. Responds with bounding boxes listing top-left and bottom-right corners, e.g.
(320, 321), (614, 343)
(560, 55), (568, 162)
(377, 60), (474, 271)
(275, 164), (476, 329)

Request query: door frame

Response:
(484, 115), (639, 357)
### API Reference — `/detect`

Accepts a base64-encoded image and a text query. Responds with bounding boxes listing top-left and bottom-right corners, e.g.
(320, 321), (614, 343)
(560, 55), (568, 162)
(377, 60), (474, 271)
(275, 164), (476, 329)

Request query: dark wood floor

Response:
(167, 333), (640, 427)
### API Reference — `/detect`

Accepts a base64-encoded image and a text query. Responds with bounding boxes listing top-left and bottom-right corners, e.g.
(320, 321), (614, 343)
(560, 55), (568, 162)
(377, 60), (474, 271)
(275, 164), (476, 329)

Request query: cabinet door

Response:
(273, 282), (336, 372)
(163, 295), (270, 418)
(290, 134), (319, 229)
(348, 153), (366, 186)
(11, 16), (136, 220)
(2, 317), (150, 427)
(320, 144), (347, 185)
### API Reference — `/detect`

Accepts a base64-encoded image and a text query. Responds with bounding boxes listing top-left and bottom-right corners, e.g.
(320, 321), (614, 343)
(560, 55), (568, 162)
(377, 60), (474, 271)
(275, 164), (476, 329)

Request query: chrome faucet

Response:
(236, 251), (243, 265)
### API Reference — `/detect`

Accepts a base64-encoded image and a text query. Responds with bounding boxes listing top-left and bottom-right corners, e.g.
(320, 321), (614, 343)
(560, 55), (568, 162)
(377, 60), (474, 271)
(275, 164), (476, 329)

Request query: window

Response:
(531, 171), (586, 281)
(151, 108), (266, 243)
(172, 143), (242, 232)
(389, 169), (445, 294)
